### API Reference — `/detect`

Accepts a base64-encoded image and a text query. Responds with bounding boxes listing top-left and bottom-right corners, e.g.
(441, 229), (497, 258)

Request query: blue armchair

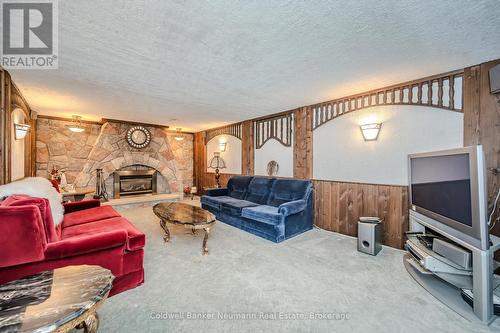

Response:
(201, 176), (314, 242)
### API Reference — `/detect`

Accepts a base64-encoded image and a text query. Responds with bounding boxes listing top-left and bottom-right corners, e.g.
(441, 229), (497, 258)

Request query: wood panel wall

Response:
(193, 132), (206, 193)
(198, 172), (237, 192)
(241, 120), (254, 175)
(293, 107), (313, 179)
(463, 59), (500, 239)
(313, 180), (408, 249)
(0, 69), (5, 183)
(0, 69), (35, 184)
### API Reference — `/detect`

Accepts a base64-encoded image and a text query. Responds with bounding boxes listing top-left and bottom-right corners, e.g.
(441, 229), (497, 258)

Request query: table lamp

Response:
(208, 152), (226, 188)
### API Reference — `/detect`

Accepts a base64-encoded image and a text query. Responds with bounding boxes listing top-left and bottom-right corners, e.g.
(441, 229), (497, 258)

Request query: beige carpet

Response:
(99, 199), (500, 332)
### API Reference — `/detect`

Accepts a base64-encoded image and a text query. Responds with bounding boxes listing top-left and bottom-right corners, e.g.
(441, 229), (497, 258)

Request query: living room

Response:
(0, 1), (499, 332)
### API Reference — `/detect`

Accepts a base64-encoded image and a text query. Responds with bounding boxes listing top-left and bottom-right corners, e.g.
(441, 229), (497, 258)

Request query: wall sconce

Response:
(14, 123), (30, 140)
(174, 128), (185, 141)
(360, 123), (382, 141)
(219, 142), (227, 152)
(66, 115), (85, 133)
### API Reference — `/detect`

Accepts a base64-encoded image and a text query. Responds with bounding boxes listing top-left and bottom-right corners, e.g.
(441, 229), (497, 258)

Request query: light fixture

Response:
(360, 123), (382, 141)
(208, 152), (226, 188)
(219, 142), (227, 152)
(14, 123), (30, 140)
(66, 115), (85, 133)
(174, 128), (184, 141)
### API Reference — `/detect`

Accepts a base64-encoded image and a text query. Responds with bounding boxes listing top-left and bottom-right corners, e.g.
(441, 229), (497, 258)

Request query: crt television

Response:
(408, 145), (489, 250)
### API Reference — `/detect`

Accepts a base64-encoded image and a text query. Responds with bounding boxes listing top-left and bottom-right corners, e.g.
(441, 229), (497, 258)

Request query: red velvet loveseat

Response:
(0, 195), (145, 296)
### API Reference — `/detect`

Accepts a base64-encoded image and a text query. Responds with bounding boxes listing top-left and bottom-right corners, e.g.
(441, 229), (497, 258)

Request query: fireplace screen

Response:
(113, 169), (157, 198)
(120, 178), (152, 193)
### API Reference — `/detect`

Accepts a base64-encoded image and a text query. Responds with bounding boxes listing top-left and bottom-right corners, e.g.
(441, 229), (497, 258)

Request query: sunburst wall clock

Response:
(126, 125), (151, 149)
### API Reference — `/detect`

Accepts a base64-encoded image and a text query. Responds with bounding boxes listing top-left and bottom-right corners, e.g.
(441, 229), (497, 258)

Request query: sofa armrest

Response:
(205, 188), (228, 196)
(45, 230), (128, 259)
(278, 199), (307, 217)
(0, 206), (47, 268)
(63, 199), (101, 214)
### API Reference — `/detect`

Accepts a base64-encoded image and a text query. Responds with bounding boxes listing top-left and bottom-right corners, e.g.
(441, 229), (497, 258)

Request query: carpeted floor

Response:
(99, 200), (500, 332)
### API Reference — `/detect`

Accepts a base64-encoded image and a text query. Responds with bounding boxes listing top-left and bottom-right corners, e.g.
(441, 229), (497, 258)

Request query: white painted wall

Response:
(313, 105), (464, 185)
(11, 108), (26, 181)
(254, 138), (293, 177)
(206, 134), (242, 174)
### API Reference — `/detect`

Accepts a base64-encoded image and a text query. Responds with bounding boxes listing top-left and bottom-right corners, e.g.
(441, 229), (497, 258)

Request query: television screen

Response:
(410, 154), (472, 226)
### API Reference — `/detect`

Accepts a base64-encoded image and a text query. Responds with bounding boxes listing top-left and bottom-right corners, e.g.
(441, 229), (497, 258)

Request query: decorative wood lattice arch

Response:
(205, 123), (242, 144)
(312, 69), (464, 130)
(255, 113), (293, 149)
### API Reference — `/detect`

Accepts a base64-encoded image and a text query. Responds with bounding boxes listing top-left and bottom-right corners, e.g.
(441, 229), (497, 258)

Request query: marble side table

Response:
(0, 265), (113, 333)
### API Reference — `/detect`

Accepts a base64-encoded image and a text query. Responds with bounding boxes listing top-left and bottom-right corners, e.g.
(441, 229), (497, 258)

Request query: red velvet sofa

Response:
(0, 195), (145, 296)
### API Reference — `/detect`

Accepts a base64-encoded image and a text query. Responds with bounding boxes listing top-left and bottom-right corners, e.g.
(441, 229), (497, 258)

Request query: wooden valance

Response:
(312, 70), (464, 130)
(255, 113), (293, 149)
(205, 123), (242, 144)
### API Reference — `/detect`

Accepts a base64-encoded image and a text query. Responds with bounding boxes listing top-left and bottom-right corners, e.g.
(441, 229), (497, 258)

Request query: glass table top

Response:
(0, 265), (113, 333)
(153, 202), (215, 225)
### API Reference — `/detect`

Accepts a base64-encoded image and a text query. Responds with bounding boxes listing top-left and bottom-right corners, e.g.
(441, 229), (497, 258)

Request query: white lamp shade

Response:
(219, 142), (227, 152)
(360, 123), (381, 141)
(66, 115), (85, 133)
(67, 125), (85, 133)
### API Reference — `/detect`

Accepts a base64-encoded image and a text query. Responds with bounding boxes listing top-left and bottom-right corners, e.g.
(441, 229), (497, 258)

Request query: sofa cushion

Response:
(201, 195), (235, 210)
(227, 176), (253, 199)
(241, 205), (282, 225)
(62, 216), (145, 251)
(245, 177), (275, 204)
(267, 179), (311, 207)
(1, 195), (58, 242)
(62, 205), (121, 228)
(220, 199), (259, 216)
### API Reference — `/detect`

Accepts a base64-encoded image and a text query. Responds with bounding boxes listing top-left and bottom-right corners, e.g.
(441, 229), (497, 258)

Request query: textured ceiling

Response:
(9, 0), (500, 131)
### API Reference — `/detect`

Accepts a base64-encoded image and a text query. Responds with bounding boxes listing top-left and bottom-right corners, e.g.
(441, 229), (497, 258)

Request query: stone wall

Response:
(36, 118), (193, 194)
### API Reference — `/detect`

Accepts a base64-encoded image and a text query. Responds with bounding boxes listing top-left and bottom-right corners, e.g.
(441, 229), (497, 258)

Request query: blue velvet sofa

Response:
(201, 176), (314, 243)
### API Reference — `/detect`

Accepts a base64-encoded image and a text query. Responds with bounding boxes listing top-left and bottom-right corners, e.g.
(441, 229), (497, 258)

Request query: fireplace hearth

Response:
(113, 168), (157, 198)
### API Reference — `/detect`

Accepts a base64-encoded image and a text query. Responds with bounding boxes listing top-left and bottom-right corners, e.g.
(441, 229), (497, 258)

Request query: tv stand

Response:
(406, 210), (500, 325)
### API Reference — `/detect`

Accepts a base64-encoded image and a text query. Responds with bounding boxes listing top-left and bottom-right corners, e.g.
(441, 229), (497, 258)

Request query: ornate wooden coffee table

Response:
(153, 202), (216, 255)
(0, 265), (113, 333)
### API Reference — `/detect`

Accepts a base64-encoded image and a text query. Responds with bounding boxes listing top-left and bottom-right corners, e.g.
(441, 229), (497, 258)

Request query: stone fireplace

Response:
(35, 118), (194, 199)
(113, 165), (158, 198)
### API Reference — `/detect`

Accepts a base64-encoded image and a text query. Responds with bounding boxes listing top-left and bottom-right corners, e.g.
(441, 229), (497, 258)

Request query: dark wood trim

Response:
(38, 115), (195, 134)
(311, 70), (464, 130)
(241, 120), (254, 175)
(293, 107), (313, 179)
(205, 123), (242, 144)
(463, 59), (500, 252)
(38, 114), (102, 125)
(463, 65), (481, 145)
(30, 111), (37, 176)
(0, 69), (5, 184)
(101, 117), (169, 129)
(312, 178), (409, 188)
(255, 112), (293, 149)
(193, 132), (207, 194)
(5, 72), (12, 182)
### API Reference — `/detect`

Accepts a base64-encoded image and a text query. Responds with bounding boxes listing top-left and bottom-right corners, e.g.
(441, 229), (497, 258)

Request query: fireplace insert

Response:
(113, 169), (157, 198)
